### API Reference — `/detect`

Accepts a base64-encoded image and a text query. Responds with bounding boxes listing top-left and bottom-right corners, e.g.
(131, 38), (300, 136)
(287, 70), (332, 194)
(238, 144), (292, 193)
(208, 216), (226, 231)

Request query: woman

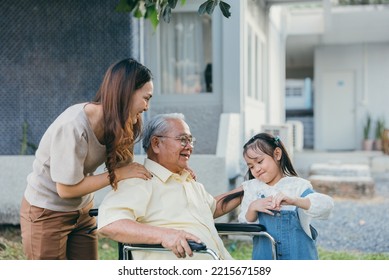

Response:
(20, 58), (153, 260)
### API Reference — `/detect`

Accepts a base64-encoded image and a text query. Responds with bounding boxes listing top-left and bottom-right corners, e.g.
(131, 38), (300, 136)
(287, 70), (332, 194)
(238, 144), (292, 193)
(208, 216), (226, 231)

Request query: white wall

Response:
(0, 155), (229, 225)
(267, 6), (287, 125)
(315, 42), (389, 150)
(323, 5), (389, 45)
(216, 113), (241, 178)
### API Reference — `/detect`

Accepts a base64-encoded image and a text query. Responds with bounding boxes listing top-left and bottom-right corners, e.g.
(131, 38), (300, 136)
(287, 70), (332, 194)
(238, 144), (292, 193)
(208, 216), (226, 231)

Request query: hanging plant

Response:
(115, 0), (231, 29)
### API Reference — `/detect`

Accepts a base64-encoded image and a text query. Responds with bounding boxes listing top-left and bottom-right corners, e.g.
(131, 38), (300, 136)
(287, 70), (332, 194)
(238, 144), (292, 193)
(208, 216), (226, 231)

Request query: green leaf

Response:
(145, 6), (159, 29)
(219, 1), (231, 18)
(134, 6), (144, 18)
(168, 0), (178, 9)
(115, 0), (138, 13)
(162, 5), (172, 23)
(206, 0), (218, 15)
(198, 1), (209, 16)
(144, 0), (155, 7)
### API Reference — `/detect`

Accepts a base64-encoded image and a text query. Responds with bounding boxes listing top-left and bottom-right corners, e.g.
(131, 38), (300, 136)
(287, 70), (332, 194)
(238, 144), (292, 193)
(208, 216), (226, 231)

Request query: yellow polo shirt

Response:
(98, 158), (232, 260)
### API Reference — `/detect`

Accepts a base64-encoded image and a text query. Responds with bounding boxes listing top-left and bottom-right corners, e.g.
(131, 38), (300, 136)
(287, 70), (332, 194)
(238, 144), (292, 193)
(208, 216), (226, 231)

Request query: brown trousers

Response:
(20, 197), (98, 260)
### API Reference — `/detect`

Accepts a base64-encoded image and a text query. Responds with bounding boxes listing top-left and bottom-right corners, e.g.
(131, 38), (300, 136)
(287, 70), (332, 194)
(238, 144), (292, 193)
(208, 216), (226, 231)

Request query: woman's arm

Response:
(56, 162), (152, 198)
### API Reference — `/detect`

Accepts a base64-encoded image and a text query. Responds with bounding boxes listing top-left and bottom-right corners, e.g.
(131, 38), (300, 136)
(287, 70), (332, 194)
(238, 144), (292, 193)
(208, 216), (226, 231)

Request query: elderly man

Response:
(97, 113), (241, 260)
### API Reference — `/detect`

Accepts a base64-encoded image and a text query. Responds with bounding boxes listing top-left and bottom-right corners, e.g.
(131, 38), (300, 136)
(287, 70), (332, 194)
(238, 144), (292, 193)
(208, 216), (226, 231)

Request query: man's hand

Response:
(160, 229), (202, 258)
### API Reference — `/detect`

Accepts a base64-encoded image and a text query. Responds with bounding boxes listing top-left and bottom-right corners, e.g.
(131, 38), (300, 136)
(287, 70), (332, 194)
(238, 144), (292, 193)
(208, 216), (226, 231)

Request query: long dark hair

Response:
(94, 58), (153, 190)
(221, 132), (298, 208)
(243, 132), (297, 179)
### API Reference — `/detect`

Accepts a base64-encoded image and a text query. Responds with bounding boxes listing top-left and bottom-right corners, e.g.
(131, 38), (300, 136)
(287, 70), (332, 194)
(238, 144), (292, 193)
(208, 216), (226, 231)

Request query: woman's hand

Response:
(185, 167), (197, 180)
(115, 162), (152, 181)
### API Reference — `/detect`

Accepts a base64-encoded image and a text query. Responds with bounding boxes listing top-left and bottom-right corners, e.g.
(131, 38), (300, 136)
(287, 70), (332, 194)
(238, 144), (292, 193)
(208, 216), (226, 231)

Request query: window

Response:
(246, 21), (264, 101)
(159, 13), (212, 95)
(286, 86), (303, 97)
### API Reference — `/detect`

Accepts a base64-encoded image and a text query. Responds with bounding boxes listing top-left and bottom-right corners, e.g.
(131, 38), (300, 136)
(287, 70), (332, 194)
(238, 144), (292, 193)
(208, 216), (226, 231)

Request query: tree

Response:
(115, 0), (231, 28)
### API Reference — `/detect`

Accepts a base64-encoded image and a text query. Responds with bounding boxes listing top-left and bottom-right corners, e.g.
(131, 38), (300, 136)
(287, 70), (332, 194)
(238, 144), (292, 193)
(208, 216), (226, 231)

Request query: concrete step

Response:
(307, 162), (375, 199)
(309, 174), (375, 199)
(309, 163), (371, 177)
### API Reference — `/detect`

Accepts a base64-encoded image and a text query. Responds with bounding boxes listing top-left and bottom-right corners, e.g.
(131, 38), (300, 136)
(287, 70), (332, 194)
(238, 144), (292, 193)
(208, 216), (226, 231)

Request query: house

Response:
(285, 1), (389, 151)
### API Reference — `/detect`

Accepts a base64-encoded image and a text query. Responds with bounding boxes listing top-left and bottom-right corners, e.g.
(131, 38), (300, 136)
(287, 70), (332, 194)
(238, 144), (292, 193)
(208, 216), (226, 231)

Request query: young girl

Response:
(224, 132), (334, 260)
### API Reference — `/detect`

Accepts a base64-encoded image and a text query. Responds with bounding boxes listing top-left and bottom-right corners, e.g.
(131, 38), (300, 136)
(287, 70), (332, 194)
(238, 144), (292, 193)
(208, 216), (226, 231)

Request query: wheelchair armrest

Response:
(127, 240), (207, 251)
(215, 223), (266, 232)
(122, 241), (220, 260)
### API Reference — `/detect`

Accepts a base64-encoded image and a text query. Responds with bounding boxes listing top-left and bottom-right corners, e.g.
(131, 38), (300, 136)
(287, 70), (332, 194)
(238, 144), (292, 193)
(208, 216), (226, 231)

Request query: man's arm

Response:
(213, 186), (243, 218)
(98, 219), (202, 258)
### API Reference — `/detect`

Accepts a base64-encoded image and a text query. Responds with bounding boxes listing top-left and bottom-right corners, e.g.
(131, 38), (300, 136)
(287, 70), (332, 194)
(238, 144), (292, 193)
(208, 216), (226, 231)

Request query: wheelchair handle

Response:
(129, 240), (207, 251)
(89, 208), (98, 217)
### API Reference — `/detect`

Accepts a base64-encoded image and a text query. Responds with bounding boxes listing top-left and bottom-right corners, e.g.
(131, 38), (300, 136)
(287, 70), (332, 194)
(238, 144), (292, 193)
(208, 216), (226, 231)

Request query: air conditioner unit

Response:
(262, 124), (294, 158)
(286, 120), (304, 152)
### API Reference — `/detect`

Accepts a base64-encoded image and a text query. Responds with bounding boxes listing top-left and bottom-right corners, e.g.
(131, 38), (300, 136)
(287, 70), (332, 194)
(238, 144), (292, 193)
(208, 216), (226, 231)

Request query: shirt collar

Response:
(144, 158), (193, 183)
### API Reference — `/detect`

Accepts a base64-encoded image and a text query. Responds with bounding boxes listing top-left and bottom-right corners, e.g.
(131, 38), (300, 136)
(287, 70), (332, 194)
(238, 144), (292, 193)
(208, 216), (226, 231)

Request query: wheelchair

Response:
(88, 208), (277, 260)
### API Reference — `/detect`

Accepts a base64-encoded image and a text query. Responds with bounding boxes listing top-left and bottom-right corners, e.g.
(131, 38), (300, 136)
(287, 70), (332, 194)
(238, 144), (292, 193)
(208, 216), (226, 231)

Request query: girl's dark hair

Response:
(243, 132), (297, 179)
(221, 132), (298, 209)
(94, 58), (153, 190)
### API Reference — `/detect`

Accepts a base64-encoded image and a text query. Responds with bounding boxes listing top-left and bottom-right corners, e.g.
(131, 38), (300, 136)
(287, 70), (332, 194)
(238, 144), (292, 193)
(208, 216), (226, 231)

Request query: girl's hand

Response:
(272, 192), (311, 210)
(271, 192), (294, 208)
(246, 197), (279, 221)
(259, 196), (282, 214)
(115, 162), (152, 181)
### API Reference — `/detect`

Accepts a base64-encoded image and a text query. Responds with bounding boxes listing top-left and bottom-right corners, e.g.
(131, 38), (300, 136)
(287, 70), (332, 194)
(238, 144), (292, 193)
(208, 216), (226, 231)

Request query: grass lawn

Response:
(1, 225), (389, 260)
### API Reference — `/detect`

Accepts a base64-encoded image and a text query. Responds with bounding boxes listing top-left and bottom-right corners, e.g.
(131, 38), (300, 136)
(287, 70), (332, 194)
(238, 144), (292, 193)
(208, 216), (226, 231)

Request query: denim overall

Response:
(252, 189), (319, 260)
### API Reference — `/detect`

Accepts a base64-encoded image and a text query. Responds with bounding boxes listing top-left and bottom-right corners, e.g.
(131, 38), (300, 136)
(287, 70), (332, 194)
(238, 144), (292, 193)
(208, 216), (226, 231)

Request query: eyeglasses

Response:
(155, 135), (196, 147)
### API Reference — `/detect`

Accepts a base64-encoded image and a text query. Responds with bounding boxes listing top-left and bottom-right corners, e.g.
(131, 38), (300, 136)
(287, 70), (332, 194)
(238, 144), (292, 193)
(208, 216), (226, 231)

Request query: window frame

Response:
(244, 16), (266, 103)
(143, 1), (221, 106)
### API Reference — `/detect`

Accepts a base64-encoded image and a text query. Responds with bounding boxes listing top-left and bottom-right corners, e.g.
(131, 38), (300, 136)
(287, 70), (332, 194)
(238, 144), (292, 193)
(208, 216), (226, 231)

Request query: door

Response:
(321, 71), (356, 150)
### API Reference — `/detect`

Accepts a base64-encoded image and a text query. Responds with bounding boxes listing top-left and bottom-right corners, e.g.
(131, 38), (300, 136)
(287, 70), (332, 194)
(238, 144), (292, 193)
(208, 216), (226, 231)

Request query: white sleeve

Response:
(296, 178), (334, 219)
(304, 192), (334, 219)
